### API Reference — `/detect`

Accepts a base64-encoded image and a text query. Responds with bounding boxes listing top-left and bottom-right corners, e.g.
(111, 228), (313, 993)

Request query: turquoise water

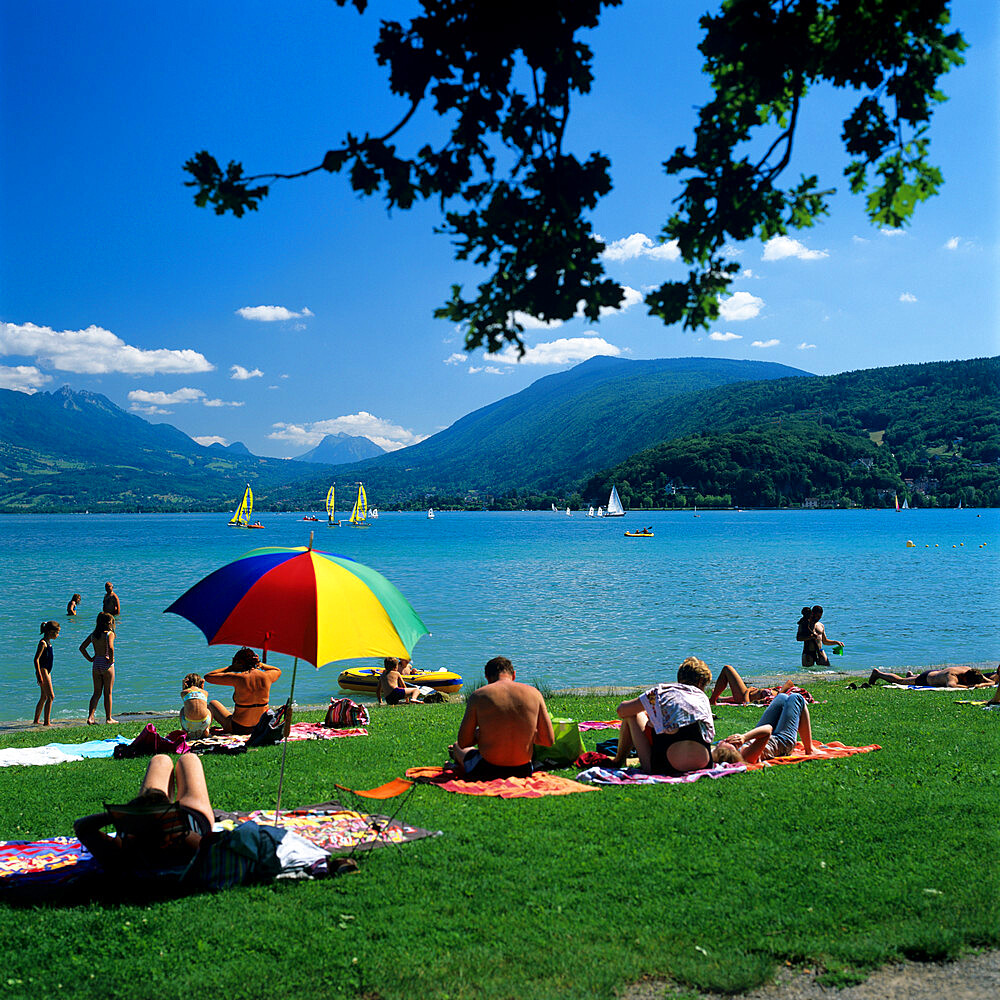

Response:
(2, 509), (997, 725)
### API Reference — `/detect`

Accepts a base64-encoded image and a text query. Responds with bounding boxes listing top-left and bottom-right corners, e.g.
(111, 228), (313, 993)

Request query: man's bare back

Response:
(454, 659), (554, 769)
(868, 665), (998, 688)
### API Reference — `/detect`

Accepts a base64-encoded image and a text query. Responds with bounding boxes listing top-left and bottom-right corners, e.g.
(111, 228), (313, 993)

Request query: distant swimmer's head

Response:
(484, 656), (515, 682)
(677, 656), (712, 691)
(230, 647), (260, 672)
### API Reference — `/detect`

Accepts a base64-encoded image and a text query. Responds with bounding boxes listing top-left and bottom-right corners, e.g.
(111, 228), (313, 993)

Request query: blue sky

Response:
(1, 1), (996, 458)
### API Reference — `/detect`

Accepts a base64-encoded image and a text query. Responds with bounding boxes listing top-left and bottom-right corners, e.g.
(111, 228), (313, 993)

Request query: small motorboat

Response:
(301, 516), (319, 521)
(338, 666), (463, 695)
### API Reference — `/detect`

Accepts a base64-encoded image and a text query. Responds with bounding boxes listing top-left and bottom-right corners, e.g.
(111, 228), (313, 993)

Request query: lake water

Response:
(2, 509), (997, 725)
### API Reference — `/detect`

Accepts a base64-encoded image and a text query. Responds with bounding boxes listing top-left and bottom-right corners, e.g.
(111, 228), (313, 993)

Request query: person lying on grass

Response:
(74, 753), (214, 873)
(864, 665), (999, 689)
(611, 656), (715, 776)
(448, 656), (554, 780)
(708, 663), (797, 705)
(711, 692), (820, 765)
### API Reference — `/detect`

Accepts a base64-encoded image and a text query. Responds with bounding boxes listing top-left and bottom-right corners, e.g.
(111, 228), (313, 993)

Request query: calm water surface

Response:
(2, 509), (997, 724)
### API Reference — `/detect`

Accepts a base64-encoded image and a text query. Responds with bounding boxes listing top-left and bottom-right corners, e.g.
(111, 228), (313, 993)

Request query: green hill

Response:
(582, 358), (1000, 509)
(0, 386), (334, 512)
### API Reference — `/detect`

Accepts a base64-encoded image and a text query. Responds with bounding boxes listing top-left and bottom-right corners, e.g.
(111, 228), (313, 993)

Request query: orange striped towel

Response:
(404, 766), (596, 798)
(744, 741), (880, 770)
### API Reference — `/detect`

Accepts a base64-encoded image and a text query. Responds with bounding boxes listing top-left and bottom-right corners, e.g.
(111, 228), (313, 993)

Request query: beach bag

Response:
(533, 718), (585, 766)
(324, 698), (370, 727)
(246, 706), (286, 748)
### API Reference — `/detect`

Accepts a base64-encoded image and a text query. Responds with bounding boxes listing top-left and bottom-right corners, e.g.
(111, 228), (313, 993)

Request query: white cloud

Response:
(128, 388), (206, 407)
(709, 331), (742, 342)
(944, 236), (960, 250)
(127, 388), (241, 414)
(762, 235), (829, 261)
(852, 235), (869, 244)
(597, 284), (644, 317)
(718, 291), (764, 322)
(741, 268), (757, 278)
(899, 292), (918, 303)
(467, 365), (506, 375)
(236, 305), (314, 322)
(880, 228), (906, 237)
(269, 411), (426, 452)
(797, 342), (817, 350)
(230, 364), (263, 380)
(0, 321), (214, 375)
(751, 339), (780, 349)
(0, 364), (52, 393)
(599, 232), (681, 262)
(511, 311), (564, 331)
(491, 335), (623, 366)
(444, 353), (468, 365)
(194, 435), (228, 447)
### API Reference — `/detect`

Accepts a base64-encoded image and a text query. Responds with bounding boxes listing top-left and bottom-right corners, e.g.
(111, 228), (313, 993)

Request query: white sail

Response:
(427, 508), (435, 519)
(370, 508), (379, 519)
(551, 503), (558, 513)
(901, 498), (909, 510)
(606, 485), (625, 517)
(566, 507), (571, 516)
(587, 506), (594, 517)
(596, 506), (604, 517)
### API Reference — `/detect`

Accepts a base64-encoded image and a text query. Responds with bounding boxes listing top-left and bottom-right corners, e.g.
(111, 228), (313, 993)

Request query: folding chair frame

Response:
(331, 778), (417, 861)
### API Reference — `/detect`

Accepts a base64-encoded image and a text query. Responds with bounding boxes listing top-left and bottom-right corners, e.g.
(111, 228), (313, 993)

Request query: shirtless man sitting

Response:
(378, 657), (420, 705)
(448, 656), (554, 780)
(866, 665), (999, 688)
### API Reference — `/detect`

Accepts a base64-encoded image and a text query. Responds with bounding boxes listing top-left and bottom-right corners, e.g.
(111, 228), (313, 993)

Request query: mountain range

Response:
(295, 433), (385, 464)
(0, 355), (996, 511)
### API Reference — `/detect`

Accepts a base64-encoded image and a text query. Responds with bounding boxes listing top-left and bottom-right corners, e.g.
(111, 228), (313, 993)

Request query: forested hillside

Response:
(581, 358), (1000, 509)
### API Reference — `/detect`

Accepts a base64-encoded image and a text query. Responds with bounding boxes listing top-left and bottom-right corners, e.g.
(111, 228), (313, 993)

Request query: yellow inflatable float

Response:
(337, 666), (463, 695)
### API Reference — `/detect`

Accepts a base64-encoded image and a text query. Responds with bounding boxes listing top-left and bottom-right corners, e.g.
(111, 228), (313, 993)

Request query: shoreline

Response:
(3, 660), (996, 736)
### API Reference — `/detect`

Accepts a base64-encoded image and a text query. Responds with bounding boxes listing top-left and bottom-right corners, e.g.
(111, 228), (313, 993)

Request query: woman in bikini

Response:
(179, 673), (212, 738)
(711, 692), (820, 764)
(205, 647), (282, 734)
(80, 611), (116, 724)
(611, 656), (715, 775)
(33, 620), (60, 725)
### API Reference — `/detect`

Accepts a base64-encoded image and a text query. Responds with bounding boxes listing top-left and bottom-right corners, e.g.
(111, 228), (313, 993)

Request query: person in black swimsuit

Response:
(33, 621), (60, 725)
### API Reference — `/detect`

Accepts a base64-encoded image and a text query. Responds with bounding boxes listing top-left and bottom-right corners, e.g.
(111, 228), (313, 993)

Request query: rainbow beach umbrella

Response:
(165, 539), (429, 814)
(164, 542), (429, 668)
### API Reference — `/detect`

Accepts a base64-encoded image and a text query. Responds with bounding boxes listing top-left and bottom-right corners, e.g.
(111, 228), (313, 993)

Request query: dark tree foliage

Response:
(184, 0), (966, 353)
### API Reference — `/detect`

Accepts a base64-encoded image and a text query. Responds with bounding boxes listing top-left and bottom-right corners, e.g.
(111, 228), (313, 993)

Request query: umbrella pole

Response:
(274, 656), (299, 823)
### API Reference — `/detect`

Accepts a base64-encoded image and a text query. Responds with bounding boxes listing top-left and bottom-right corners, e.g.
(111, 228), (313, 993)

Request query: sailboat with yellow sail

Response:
(228, 483), (263, 529)
(326, 484), (340, 526)
(349, 483), (369, 528)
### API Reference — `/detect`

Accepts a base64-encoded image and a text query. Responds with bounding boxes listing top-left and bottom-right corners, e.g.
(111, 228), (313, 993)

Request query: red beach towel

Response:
(405, 766), (596, 798)
(744, 741), (880, 769)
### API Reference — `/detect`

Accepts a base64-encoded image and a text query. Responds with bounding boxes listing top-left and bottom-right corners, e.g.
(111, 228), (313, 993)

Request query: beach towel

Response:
(169, 723), (367, 754)
(217, 802), (440, 853)
(0, 837), (94, 879)
(0, 736), (131, 768)
(880, 684), (973, 692)
(576, 763), (747, 785)
(744, 741), (880, 769)
(405, 765), (596, 798)
(578, 720), (621, 731)
(956, 700), (1000, 709)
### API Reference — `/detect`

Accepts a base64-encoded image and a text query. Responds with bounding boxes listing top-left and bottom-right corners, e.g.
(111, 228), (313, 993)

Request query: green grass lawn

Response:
(1, 684), (997, 1000)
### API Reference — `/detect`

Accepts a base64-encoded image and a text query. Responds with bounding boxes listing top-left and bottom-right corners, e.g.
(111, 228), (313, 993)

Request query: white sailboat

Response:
(596, 506), (604, 517)
(370, 508), (379, 519)
(326, 484), (339, 526)
(551, 503), (559, 513)
(605, 485), (625, 517)
(587, 506), (595, 517)
(228, 483), (258, 528)
(566, 507), (571, 516)
(349, 483), (369, 527)
(901, 498), (909, 510)
(427, 508), (435, 520)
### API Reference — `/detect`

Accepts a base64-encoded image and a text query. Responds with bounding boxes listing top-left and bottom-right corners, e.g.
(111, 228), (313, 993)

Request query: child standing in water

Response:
(80, 611), (116, 724)
(33, 621), (60, 725)
(179, 673), (212, 738)
(66, 594), (82, 616)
